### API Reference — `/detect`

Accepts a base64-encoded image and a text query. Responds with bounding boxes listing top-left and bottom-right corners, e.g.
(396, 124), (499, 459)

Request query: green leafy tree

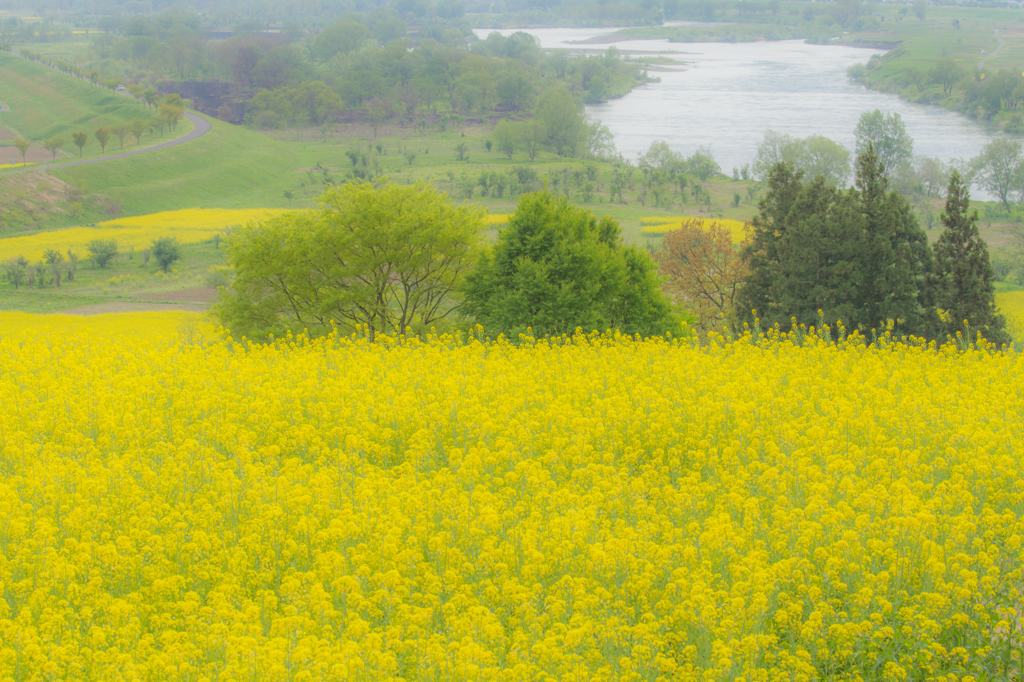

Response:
(495, 66), (537, 112)
(14, 138), (30, 164)
(971, 138), (1023, 211)
(111, 122), (131, 150)
(87, 238), (118, 268)
(311, 17), (369, 62)
(854, 110), (914, 179)
(3, 258), (27, 289)
(295, 81), (344, 126)
(94, 127), (111, 153)
(927, 171), (1009, 344)
(493, 119), (518, 159)
(800, 135), (852, 187)
(127, 83), (145, 105)
(43, 137), (64, 160)
(130, 119), (147, 145)
(214, 181), (485, 340)
(43, 249), (64, 287)
(534, 86), (586, 156)
(687, 146), (721, 182)
(71, 130), (88, 157)
(930, 59), (966, 95)
(151, 237), (181, 272)
(461, 191), (678, 338)
(518, 120), (544, 161)
(366, 97), (392, 139)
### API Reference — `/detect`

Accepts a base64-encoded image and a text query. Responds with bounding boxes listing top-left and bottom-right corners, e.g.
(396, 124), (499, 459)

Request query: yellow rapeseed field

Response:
(0, 208), (292, 262)
(997, 290), (1024, 344)
(641, 216), (750, 244)
(0, 314), (1023, 681)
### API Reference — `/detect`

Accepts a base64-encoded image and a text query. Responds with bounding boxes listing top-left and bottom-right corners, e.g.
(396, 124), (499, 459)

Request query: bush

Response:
(87, 239), (118, 268)
(151, 237), (181, 272)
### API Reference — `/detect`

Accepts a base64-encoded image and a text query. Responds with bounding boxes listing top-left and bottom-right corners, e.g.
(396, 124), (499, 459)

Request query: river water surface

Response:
(475, 26), (1004, 194)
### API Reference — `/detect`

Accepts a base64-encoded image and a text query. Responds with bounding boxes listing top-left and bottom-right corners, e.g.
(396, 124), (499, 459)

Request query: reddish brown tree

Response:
(656, 219), (750, 335)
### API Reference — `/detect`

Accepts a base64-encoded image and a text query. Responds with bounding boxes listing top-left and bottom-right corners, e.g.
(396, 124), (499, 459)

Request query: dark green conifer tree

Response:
(737, 145), (933, 336)
(853, 145), (932, 334)
(927, 171), (1010, 345)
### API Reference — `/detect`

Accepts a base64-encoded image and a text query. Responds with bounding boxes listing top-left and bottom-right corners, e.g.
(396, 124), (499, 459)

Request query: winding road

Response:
(1, 111), (211, 173)
(978, 28), (1004, 70)
(46, 112), (212, 170)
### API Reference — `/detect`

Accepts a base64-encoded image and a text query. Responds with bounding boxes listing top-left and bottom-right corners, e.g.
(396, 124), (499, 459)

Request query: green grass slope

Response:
(0, 52), (143, 144)
(51, 115), (302, 217)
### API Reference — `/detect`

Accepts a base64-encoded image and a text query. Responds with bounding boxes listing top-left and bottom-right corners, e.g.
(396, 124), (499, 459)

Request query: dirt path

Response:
(979, 28), (1004, 70)
(61, 302), (211, 315)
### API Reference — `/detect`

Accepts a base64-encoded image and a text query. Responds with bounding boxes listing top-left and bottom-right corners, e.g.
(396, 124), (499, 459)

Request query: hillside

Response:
(0, 51), (143, 144)
(51, 115), (301, 217)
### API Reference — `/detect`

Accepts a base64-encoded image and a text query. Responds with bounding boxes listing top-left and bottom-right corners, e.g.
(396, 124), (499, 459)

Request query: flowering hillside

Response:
(0, 209), (292, 261)
(0, 315), (1022, 681)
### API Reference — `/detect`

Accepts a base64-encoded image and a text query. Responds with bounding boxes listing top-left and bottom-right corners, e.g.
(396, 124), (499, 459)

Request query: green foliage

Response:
(854, 110), (914, 179)
(535, 87), (588, 157)
(215, 181), (485, 341)
(753, 130), (851, 186)
(246, 81), (344, 129)
(71, 130), (88, 157)
(461, 191), (678, 339)
(970, 138), (1023, 212)
(87, 239), (119, 268)
(42, 136), (65, 160)
(151, 237), (181, 272)
(94, 127), (110, 153)
(738, 147), (932, 336)
(13, 138), (30, 163)
(929, 60), (966, 95)
(927, 171), (1009, 344)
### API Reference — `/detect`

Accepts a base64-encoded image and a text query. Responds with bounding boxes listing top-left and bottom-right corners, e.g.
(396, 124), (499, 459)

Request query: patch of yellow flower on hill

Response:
(641, 215), (749, 243)
(0, 313), (1022, 680)
(997, 289), (1024, 343)
(0, 208), (292, 261)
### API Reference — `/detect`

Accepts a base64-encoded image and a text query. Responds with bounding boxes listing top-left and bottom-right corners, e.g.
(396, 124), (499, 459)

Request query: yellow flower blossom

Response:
(0, 313), (1020, 681)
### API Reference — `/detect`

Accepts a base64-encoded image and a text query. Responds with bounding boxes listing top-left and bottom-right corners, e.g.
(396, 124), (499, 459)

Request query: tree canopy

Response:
(461, 191), (678, 339)
(215, 180), (485, 340)
(927, 171), (1009, 344)
(737, 146), (932, 336)
(854, 110), (914, 179)
(753, 130), (851, 186)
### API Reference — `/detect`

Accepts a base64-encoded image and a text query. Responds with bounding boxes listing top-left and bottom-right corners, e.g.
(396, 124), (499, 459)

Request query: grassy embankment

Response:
(841, 7), (1023, 105)
(0, 51), (193, 161)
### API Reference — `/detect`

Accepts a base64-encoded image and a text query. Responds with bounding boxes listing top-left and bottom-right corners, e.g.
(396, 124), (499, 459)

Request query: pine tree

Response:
(737, 146), (933, 336)
(927, 171), (1009, 345)
(853, 144), (931, 335)
(735, 161), (804, 325)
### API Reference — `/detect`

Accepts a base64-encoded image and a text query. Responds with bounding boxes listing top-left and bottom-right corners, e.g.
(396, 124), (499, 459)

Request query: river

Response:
(474, 26), (1004, 195)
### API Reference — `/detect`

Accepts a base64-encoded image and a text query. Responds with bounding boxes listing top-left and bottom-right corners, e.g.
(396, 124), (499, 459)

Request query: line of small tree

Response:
(3, 237), (183, 290)
(5, 94), (187, 164)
